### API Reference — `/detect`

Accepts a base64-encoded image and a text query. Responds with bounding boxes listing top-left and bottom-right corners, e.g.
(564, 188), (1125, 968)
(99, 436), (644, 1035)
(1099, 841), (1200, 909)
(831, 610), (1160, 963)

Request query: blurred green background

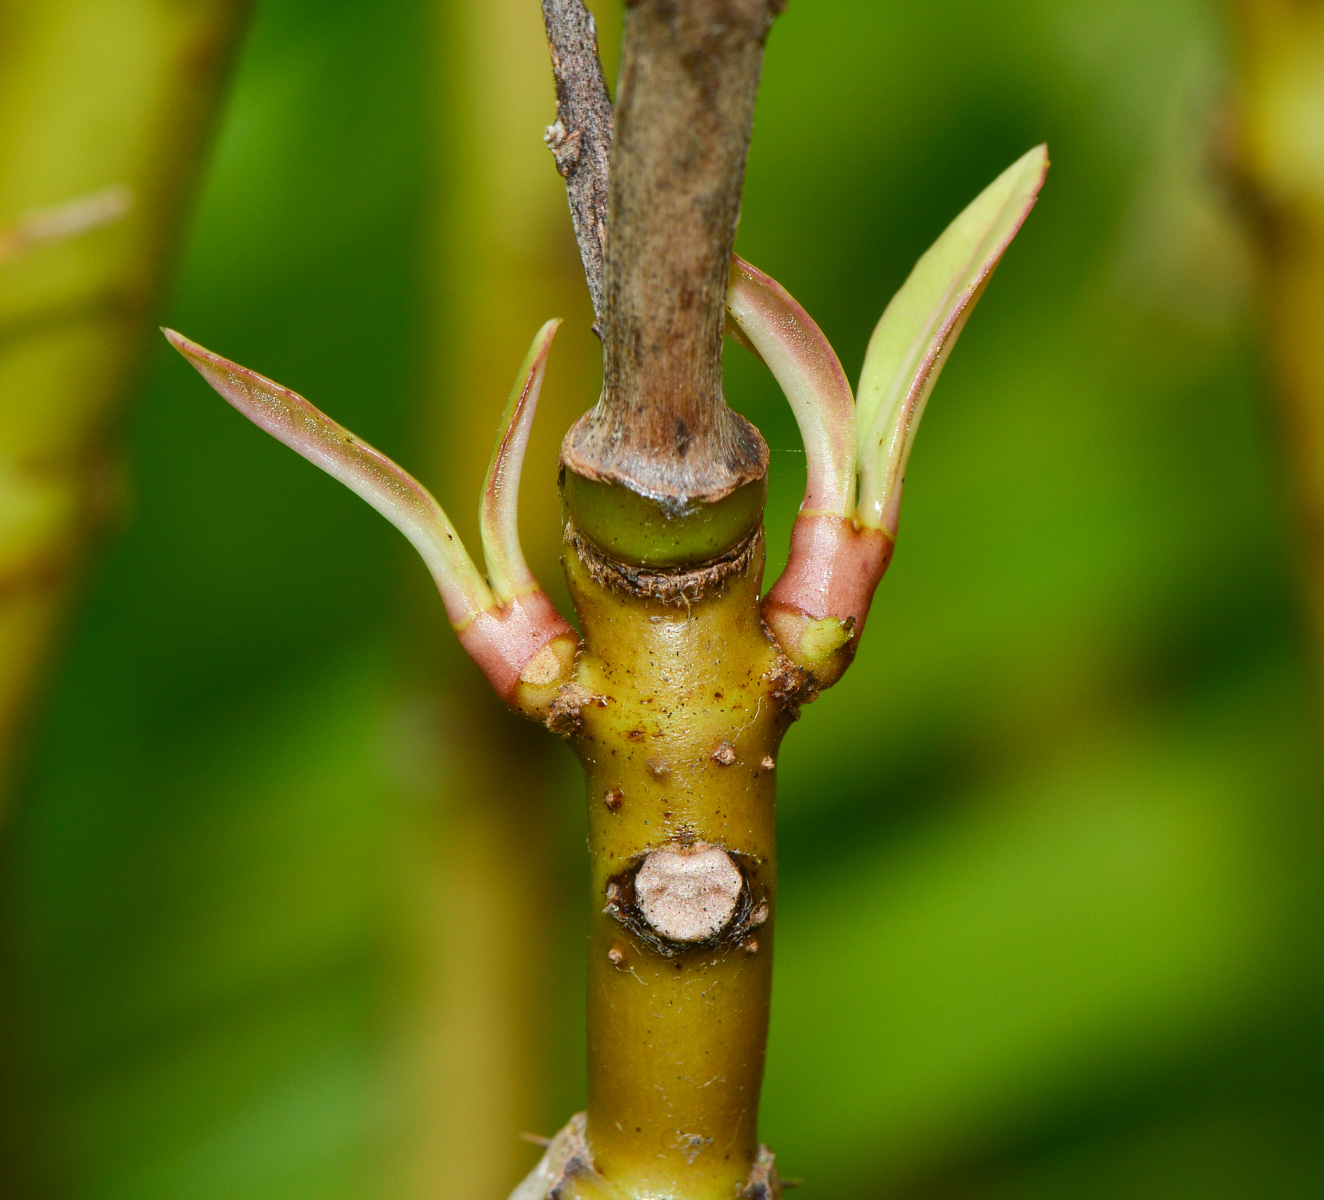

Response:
(3, 0), (1324, 1198)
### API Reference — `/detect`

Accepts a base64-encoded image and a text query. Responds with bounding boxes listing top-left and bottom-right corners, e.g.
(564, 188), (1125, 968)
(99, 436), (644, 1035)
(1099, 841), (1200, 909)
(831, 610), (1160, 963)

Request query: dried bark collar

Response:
(564, 517), (762, 607)
(564, 0), (784, 506)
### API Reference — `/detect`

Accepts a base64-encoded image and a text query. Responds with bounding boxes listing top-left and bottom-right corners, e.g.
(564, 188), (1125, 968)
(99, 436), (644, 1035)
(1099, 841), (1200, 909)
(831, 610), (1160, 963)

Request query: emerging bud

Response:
(855, 144), (1049, 536)
(165, 323), (580, 720)
(727, 145), (1048, 687)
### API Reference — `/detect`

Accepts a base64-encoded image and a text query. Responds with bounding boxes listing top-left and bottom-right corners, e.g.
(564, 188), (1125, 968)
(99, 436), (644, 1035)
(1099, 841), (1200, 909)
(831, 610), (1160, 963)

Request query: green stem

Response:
(1231, 1), (1324, 683)
(557, 516), (796, 1200)
(0, 0), (248, 803)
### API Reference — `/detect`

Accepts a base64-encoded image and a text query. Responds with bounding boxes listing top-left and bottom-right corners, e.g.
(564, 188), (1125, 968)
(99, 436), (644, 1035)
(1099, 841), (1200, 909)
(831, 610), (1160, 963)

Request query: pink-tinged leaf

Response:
(727, 256), (857, 518)
(480, 319), (561, 604)
(0, 183), (135, 264)
(163, 328), (494, 628)
(856, 144), (1048, 533)
(459, 590), (578, 719)
(762, 514), (893, 687)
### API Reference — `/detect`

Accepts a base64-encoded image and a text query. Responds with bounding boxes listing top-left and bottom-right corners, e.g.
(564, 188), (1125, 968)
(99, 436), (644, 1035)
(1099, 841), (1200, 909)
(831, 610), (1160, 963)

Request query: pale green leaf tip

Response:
(854, 143), (1049, 532)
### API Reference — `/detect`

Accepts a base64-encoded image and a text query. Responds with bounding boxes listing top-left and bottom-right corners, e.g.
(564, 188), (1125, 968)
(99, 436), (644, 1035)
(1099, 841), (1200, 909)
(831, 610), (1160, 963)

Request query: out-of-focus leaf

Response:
(0, 0), (247, 797)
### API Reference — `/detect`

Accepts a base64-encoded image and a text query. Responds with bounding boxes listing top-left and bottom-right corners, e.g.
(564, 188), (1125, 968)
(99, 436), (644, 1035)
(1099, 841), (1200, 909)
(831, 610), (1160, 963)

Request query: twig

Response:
(553, 0), (785, 505)
(541, 0), (613, 328)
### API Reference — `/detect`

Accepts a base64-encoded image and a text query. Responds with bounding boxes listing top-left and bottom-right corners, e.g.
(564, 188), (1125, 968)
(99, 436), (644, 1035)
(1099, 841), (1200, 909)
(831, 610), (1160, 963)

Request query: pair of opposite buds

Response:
(166, 145), (1047, 717)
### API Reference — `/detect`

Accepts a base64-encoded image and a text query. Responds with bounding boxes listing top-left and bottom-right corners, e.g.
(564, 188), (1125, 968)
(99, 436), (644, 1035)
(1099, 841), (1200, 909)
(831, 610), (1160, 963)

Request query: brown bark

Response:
(542, 0), (614, 326)
(559, 0), (783, 506)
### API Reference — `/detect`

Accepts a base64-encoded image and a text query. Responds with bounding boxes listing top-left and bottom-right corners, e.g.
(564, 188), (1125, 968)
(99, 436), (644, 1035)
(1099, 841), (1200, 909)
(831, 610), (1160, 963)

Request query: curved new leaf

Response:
(727, 256), (857, 518)
(164, 329), (495, 628)
(856, 143), (1048, 533)
(480, 319), (560, 603)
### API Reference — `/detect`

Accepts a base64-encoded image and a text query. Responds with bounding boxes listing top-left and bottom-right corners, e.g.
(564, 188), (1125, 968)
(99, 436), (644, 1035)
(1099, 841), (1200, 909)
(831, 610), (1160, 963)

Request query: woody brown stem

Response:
(541, 0), (614, 326)
(561, 0), (782, 506)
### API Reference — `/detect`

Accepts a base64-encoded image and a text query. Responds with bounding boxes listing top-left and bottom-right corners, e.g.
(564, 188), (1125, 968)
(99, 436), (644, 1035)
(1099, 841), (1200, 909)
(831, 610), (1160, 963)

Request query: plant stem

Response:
(0, 0), (248, 803)
(567, 532), (787, 1200)
(1230, 1), (1324, 681)
(562, 0), (782, 505)
(530, 5), (792, 1197)
(542, 0), (614, 326)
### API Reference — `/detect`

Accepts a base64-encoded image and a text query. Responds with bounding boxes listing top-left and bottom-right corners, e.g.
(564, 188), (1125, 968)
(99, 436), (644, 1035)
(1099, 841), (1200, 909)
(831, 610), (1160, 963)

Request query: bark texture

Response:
(562, 0), (783, 506)
(541, 0), (614, 326)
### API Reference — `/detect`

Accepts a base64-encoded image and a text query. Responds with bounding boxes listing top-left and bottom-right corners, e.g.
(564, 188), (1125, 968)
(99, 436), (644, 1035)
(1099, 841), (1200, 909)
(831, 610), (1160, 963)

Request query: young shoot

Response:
(165, 3), (1046, 1195)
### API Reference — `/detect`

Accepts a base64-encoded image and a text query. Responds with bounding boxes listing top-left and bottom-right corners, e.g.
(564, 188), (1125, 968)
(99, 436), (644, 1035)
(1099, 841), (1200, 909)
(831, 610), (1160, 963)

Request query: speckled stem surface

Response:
(561, 525), (797, 1200)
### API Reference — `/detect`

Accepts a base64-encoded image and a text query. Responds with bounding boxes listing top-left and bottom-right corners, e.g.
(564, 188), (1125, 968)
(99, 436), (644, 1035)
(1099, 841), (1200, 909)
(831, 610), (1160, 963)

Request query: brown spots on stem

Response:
(545, 681), (603, 736)
(605, 786), (624, 812)
(646, 757), (671, 780)
(760, 754), (776, 772)
(607, 943), (626, 965)
(764, 651), (816, 718)
(711, 740), (737, 766)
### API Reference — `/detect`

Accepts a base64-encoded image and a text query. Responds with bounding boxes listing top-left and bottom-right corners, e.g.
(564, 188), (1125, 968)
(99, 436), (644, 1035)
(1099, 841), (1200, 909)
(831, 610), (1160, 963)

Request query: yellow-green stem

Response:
(1231, 2), (1324, 673)
(562, 524), (793, 1200)
(0, 0), (248, 802)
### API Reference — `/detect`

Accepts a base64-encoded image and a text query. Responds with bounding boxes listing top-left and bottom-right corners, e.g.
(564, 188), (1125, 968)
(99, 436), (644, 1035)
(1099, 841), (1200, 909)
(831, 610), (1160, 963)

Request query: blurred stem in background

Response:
(0, 0), (249, 809)
(389, 3), (616, 1197)
(1231, 0), (1324, 681)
